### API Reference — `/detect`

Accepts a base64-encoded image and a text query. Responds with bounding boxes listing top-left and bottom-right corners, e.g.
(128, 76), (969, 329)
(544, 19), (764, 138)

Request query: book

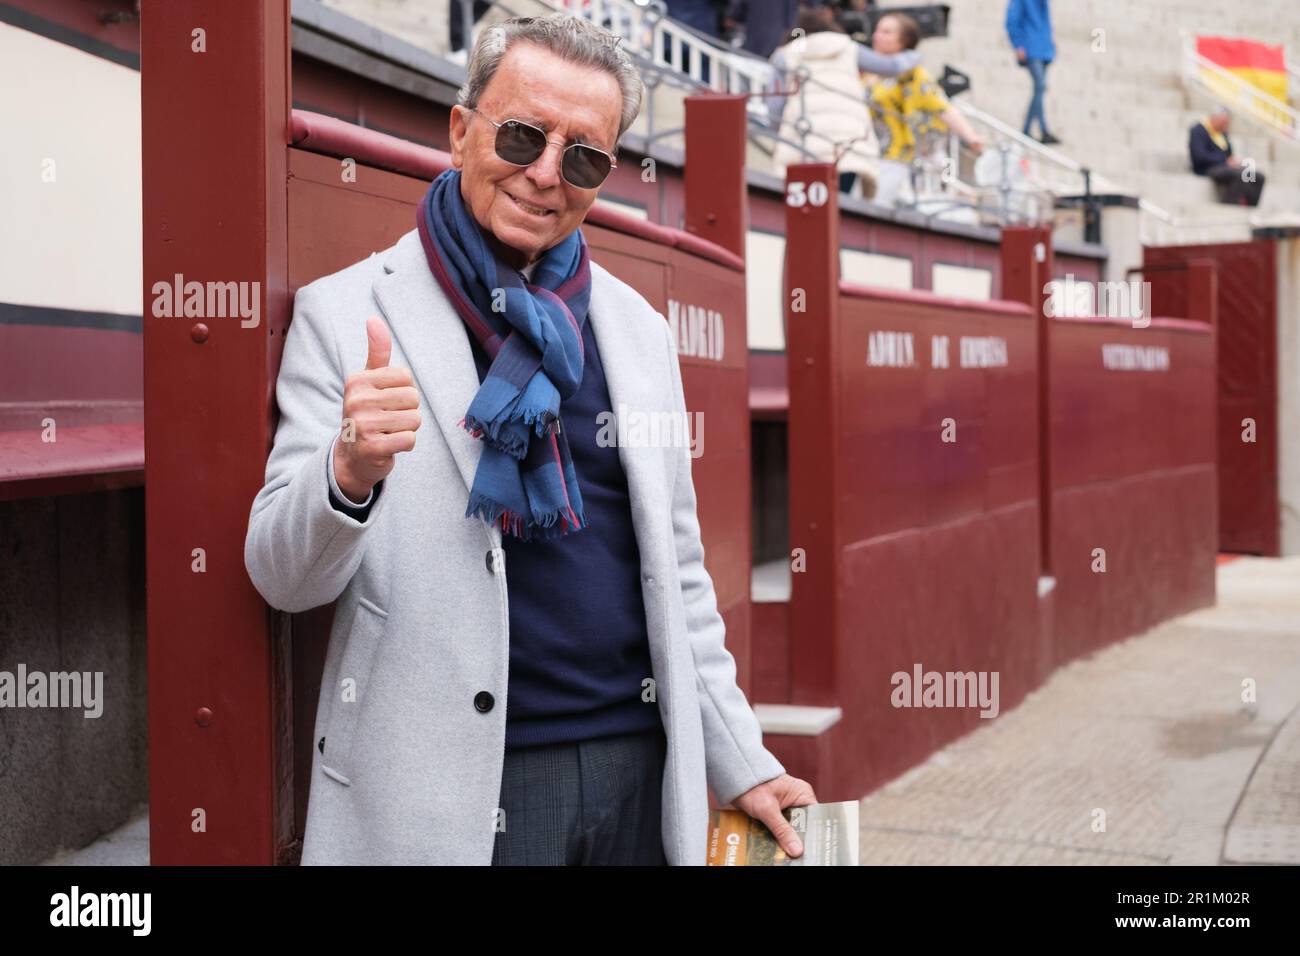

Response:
(706, 800), (859, 865)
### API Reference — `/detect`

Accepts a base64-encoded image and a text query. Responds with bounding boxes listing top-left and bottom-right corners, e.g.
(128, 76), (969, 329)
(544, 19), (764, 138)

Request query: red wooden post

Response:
(683, 95), (748, 263)
(142, 0), (291, 863)
(784, 163), (839, 705)
(1001, 226), (1053, 575)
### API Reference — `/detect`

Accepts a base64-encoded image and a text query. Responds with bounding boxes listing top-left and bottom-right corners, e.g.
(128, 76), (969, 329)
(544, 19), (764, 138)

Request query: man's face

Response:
(1212, 113), (1231, 134)
(449, 42), (623, 265)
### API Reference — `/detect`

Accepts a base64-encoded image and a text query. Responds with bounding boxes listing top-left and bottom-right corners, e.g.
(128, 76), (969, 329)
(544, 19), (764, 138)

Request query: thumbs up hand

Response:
(333, 314), (421, 503)
(365, 312), (392, 370)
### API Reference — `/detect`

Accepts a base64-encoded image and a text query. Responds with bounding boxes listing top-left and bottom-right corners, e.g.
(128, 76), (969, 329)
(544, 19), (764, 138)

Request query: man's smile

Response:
(503, 189), (556, 217)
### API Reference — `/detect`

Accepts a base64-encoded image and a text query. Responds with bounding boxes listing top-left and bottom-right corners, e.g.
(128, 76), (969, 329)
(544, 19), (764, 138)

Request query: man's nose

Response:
(526, 142), (563, 188)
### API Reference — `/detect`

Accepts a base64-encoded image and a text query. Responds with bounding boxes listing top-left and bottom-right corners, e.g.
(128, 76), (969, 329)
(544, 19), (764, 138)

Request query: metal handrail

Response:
(763, 59), (1060, 222)
(547, 0), (778, 95)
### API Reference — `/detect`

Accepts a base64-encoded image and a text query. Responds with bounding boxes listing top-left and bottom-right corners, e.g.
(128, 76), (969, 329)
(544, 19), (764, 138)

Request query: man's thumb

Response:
(365, 314), (392, 370)
(762, 810), (803, 858)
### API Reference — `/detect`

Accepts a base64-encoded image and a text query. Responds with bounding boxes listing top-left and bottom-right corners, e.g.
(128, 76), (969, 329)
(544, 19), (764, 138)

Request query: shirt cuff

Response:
(327, 435), (375, 514)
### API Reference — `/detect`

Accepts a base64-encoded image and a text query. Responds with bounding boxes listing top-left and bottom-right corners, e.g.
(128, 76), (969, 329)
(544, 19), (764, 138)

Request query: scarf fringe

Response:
(456, 415), (484, 440)
(462, 406), (559, 459)
(462, 414), (527, 459)
(466, 490), (586, 541)
(521, 406), (560, 437)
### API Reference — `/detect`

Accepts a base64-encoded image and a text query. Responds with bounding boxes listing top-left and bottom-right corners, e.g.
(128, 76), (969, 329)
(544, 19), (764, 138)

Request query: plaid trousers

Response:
(491, 727), (669, 866)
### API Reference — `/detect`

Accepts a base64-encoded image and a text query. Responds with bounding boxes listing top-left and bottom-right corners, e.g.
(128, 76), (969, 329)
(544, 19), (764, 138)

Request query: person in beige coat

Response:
(767, 6), (921, 197)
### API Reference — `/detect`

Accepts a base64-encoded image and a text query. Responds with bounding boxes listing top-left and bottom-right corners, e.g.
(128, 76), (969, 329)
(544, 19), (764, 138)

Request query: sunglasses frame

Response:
(469, 107), (618, 190)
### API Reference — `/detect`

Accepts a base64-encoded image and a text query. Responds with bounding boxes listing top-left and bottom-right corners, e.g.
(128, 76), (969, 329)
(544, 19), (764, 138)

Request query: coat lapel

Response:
(372, 229), (485, 507)
(586, 262), (669, 538)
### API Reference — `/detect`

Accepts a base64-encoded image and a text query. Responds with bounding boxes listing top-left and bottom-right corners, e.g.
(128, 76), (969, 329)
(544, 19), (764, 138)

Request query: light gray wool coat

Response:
(243, 227), (785, 865)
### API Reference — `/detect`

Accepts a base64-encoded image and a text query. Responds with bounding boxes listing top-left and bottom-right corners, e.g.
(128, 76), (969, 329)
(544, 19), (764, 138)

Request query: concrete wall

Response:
(322, 0), (453, 55)
(0, 21), (141, 316)
(0, 489), (147, 865)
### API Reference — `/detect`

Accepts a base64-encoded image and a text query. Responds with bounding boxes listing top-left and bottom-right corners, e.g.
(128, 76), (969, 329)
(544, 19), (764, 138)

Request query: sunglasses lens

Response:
(563, 145), (612, 189)
(495, 120), (547, 165)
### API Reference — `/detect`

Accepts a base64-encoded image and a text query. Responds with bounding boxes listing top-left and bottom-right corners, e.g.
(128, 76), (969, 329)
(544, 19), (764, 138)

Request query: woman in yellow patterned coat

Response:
(767, 5), (922, 196)
(867, 12), (984, 206)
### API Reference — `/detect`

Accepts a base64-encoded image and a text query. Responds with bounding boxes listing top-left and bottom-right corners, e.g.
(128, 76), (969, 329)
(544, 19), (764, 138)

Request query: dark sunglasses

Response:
(470, 108), (617, 189)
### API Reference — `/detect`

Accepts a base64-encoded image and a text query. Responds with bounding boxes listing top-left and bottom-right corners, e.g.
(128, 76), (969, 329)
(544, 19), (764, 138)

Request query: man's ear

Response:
(449, 105), (469, 169)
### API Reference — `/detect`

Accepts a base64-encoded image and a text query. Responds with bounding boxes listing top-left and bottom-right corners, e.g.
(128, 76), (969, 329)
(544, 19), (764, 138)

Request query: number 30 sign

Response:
(786, 180), (829, 207)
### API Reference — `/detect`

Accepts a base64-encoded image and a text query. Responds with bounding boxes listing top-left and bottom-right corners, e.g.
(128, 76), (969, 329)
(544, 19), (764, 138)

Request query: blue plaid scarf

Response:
(416, 168), (591, 541)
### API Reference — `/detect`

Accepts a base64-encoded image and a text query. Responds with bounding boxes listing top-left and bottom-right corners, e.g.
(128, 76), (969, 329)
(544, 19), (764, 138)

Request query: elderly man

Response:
(244, 13), (814, 866)
(1189, 106), (1266, 207)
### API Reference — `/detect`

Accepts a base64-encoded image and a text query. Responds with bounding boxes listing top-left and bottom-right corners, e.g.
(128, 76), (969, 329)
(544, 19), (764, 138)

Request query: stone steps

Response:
(906, 0), (1300, 226)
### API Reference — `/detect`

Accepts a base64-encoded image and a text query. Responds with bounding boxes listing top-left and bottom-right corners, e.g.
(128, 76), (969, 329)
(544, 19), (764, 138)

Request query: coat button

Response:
(485, 548), (504, 574)
(318, 736), (325, 754)
(474, 691), (495, 713)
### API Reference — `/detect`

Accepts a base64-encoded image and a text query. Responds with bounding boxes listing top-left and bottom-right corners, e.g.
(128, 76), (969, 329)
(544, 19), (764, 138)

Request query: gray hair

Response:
(457, 13), (644, 144)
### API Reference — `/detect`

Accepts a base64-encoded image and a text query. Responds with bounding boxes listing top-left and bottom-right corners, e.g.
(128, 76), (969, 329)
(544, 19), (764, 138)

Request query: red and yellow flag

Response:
(1195, 36), (1291, 127)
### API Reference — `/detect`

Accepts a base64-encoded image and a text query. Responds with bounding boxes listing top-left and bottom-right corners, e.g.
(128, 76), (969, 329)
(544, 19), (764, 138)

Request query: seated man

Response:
(1189, 107), (1266, 206)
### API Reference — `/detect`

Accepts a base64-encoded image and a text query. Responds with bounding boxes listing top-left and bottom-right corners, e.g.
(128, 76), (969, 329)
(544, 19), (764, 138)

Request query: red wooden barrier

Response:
(1003, 229), (1218, 666)
(774, 178), (1217, 806)
(1144, 241), (1278, 556)
(1046, 315), (1217, 661)
(777, 163), (1041, 801)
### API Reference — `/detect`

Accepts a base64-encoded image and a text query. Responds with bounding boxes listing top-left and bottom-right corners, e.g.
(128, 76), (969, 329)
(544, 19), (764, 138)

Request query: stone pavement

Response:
(857, 557), (1300, 865)
(42, 806), (148, 866)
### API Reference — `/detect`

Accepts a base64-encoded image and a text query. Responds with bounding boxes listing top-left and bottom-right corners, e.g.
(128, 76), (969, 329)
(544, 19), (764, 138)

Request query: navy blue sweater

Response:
(468, 314), (663, 749)
(330, 297), (664, 750)
(1189, 123), (1232, 175)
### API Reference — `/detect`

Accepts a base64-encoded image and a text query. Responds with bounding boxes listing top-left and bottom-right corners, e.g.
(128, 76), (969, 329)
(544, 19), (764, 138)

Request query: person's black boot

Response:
(1039, 132), (1062, 145)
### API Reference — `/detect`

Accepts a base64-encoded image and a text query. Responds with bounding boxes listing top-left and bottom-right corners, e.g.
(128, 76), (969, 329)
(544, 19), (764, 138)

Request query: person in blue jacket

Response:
(1005, 0), (1059, 144)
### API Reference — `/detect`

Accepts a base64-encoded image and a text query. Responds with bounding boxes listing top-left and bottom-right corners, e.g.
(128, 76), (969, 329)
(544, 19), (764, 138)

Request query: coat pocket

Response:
(319, 597), (388, 786)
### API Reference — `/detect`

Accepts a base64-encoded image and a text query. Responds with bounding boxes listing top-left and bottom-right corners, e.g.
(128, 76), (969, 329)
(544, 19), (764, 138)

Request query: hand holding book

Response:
(707, 799), (860, 866)
(727, 772), (818, 859)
